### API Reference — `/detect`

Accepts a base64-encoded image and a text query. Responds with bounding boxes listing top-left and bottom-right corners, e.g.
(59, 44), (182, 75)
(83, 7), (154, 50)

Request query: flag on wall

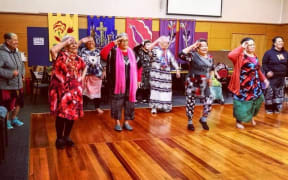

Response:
(126, 18), (152, 48)
(87, 16), (117, 49)
(48, 13), (79, 60)
(178, 20), (196, 64)
(160, 19), (177, 56)
(27, 27), (51, 66)
(179, 20), (196, 52)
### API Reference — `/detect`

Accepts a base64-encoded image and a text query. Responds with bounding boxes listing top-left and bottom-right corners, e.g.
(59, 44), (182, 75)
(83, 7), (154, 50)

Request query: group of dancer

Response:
(1, 32), (286, 149)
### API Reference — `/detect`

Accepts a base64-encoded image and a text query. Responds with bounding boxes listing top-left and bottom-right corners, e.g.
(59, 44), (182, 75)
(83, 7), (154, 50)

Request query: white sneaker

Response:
(151, 108), (157, 114)
(236, 123), (245, 129)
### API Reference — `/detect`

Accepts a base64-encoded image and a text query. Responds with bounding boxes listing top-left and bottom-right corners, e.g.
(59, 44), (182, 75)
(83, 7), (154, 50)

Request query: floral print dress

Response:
(49, 51), (86, 120)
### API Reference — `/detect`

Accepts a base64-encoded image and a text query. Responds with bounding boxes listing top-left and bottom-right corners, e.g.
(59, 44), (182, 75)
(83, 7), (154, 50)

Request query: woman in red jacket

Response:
(228, 37), (269, 129)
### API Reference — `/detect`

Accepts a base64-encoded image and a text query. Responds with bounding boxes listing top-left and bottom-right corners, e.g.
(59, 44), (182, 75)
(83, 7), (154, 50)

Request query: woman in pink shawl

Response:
(100, 33), (139, 131)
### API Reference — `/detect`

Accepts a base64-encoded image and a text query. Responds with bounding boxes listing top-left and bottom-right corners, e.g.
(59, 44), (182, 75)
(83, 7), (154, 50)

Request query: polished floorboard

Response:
(29, 104), (288, 180)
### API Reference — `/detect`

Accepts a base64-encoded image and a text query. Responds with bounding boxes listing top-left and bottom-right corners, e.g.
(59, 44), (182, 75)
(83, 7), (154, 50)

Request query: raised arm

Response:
(77, 36), (93, 47)
(228, 45), (245, 64)
(178, 41), (200, 62)
(147, 37), (162, 51)
(100, 41), (115, 61)
(182, 41), (200, 54)
(100, 36), (125, 60)
(50, 38), (73, 60)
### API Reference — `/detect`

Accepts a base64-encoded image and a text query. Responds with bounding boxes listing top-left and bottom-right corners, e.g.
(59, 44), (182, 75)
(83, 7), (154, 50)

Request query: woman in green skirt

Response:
(228, 37), (269, 129)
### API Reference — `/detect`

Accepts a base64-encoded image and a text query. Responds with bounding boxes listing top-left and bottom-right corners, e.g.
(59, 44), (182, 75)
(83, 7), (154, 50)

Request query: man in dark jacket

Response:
(0, 32), (25, 129)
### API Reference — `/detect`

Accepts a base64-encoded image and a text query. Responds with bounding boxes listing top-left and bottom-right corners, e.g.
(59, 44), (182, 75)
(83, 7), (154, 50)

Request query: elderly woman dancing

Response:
(49, 36), (87, 149)
(148, 36), (180, 114)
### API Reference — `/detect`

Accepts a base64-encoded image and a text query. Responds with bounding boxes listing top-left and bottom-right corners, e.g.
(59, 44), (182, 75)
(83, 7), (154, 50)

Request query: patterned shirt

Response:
(79, 47), (104, 77)
(136, 48), (153, 89)
(234, 56), (263, 101)
(49, 51), (86, 120)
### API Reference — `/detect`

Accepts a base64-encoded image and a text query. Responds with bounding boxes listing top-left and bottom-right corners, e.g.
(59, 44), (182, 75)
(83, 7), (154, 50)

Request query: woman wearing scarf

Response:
(179, 39), (214, 131)
(228, 37), (269, 129)
(49, 36), (87, 149)
(100, 33), (138, 131)
(148, 36), (180, 114)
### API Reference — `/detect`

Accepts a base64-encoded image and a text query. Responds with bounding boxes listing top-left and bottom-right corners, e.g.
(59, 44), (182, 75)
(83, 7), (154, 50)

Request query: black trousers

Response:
(55, 116), (74, 139)
(136, 88), (150, 101)
(83, 96), (101, 108)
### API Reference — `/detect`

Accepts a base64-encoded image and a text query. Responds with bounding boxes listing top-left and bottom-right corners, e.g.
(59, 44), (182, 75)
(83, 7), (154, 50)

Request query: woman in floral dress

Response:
(49, 35), (87, 149)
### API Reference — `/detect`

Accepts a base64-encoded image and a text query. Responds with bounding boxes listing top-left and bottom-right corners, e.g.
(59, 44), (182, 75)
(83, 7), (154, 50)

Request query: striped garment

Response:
(149, 47), (179, 111)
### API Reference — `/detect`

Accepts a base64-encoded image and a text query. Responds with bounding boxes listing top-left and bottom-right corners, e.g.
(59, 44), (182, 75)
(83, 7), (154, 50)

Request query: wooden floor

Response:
(29, 104), (288, 180)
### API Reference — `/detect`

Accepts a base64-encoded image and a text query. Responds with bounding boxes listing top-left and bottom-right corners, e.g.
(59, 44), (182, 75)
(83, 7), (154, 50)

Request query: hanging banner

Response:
(160, 19), (177, 56)
(178, 20), (196, 64)
(87, 16), (117, 49)
(27, 27), (51, 66)
(179, 20), (196, 52)
(48, 13), (79, 60)
(126, 18), (152, 48)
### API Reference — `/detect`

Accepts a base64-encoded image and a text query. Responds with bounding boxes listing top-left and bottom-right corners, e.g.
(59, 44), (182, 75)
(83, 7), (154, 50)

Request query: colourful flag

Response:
(126, 18), (152, 48)
(48, 13), (79, 60)
(87, 16), (117, 49)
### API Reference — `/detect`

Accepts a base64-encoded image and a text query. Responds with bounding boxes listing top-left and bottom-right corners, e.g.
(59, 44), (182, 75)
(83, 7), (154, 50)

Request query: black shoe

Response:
(199, 120), (209, 130)
(187, 124), (195, 131)
(64, 137), (75, 147)
(55, 138), (65, 149)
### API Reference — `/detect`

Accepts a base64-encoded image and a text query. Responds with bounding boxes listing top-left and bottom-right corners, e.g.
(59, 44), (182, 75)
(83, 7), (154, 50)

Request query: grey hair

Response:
(159, 36), (170, 43)
(61, 35), (75, 42)
(4, 32), (17, 40)
(116, 33), (128, 39)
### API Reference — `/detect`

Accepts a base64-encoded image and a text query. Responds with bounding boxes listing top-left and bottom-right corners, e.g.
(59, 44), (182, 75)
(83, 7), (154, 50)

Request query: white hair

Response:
(159, 36), (170, 43)
(61, 35), (75, 42)
(116, 33), (128, 39)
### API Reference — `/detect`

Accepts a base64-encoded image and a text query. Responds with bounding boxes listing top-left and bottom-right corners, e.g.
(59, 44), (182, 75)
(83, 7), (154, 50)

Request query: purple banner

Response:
(178, 20), (196, 64)
(179, 20), (196, 52)
(160, 19), (177, 56)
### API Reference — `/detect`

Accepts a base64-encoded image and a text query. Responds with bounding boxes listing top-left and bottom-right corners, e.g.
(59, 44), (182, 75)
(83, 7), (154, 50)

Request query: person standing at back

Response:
(0, 33), (25, 130)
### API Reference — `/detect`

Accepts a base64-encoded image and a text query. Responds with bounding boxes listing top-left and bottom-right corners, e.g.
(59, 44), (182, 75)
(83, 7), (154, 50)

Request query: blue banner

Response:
(27, 27), (51, 66)
(87, 16), (117, 49)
